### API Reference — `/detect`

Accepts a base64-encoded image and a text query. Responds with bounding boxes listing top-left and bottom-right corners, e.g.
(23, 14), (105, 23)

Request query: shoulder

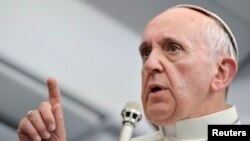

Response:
(131, 131), (163, 141)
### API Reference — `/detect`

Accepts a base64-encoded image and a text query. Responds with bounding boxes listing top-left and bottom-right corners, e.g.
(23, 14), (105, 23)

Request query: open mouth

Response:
(151, 86), (163, 93)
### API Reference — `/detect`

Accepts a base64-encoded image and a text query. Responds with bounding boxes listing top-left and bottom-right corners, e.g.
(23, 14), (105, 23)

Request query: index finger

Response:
(47, 77), (62, 106)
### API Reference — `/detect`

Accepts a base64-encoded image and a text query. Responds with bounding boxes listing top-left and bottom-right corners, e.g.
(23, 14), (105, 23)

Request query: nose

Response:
(143, 49), (164, 74)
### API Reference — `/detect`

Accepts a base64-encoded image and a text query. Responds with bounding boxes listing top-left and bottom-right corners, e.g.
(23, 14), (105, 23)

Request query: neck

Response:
(194, 91), (228, 118)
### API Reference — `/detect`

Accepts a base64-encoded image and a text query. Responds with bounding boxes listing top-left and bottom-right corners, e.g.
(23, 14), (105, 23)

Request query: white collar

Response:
(161, 106), (240, 139)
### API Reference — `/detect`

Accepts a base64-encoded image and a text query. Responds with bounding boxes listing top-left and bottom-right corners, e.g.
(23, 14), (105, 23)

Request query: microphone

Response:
(119, 101), (143, 141)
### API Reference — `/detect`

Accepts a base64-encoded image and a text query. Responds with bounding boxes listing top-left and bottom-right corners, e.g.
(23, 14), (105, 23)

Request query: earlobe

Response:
(210, 58), (237, 93)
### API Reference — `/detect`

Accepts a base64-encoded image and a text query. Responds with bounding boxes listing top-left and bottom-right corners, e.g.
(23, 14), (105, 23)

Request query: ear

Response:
(210, 58), (238, 93)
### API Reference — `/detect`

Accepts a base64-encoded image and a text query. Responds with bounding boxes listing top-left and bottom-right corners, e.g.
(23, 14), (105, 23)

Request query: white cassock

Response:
(131, 106), (240, 141)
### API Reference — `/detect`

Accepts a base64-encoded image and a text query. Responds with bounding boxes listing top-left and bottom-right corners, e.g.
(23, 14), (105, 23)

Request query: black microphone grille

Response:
(121, 101), (143, 127)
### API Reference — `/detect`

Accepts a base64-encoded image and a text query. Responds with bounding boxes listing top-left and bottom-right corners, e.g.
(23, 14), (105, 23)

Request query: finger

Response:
(17, 118), (42, 141)
(47, 77), (62, 106)
(28, 110), (51, 139)
(52, 103), (66, 140)
(39, 101), (56, 131)
(47, 77), (66, 140)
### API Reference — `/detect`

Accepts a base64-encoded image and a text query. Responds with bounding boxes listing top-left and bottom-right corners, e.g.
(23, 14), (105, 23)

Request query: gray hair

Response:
(172, 4), (239, 98)
(173, 4), (238, 62)
(202, 21), (236, 60)
(202, 20), (235, 98)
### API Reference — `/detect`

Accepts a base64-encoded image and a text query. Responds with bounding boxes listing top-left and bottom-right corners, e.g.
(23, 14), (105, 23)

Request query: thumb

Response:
(47, 77), (62, 106)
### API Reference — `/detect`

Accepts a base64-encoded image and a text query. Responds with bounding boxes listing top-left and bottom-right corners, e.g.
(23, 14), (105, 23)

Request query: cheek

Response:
(141, 70), (148, 110)
(171, 61), (215, 109)
(169, 61), (212, 95)
(141, 92), (147, 114)
(174, 59), (214, 92)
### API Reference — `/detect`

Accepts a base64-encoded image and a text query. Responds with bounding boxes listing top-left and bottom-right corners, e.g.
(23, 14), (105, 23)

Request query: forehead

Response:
(142, 7), (211, 42)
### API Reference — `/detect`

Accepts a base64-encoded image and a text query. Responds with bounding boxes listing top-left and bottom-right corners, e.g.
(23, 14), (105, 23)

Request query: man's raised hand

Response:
(17, 77), (66, 141)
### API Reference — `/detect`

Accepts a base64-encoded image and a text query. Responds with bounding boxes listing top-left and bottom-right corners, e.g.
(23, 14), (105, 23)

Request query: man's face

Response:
(140, 8), (218, 126)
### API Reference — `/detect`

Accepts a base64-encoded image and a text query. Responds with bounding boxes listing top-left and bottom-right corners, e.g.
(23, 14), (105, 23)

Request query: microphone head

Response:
(121, 101), (143, 128)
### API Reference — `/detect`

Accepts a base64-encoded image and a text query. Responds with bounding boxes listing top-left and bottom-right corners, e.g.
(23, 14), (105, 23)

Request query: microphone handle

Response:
(119, 122), (134, 141)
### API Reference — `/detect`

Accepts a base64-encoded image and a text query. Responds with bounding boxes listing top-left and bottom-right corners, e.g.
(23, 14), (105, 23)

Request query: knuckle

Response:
(29, 130), (37, 136)
(39, 101), (50, 108)
(43, 114), (53, 124)
(17, 118), (28, 132)
(29, 130), (40, 140)
(18, 119), (34, 134)
(19, 118), (27, 125)
(29, 110), (39, 118)
(35, 124), (47, 133)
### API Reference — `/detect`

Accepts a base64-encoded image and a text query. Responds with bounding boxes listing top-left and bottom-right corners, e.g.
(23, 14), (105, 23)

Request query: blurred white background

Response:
(0, 0), (249, 140)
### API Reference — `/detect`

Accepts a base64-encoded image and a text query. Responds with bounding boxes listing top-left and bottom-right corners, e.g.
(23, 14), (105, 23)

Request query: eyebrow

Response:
(139, 42), (148, 52)
(139, 36), (181, 52)
(161, 37), (181, 46)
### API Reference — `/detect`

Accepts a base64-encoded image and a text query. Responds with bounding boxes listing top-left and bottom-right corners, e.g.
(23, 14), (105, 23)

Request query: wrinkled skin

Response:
(140, 8), (236, 126)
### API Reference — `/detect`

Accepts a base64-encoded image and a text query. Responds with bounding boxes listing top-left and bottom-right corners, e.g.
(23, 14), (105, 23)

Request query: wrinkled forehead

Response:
(142, 4), (238, 61)
(147, 6), (209, 26)
(142, 7), (209, 44)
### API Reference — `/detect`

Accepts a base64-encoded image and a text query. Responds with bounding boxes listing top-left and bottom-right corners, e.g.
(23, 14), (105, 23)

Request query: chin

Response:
(148, 114), (176, 126)
(148, 116), (170, 126)
(146, 104), (174, 125)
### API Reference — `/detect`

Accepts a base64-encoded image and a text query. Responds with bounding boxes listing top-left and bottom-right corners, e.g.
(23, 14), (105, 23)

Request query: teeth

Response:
(151, 87), (162, 93)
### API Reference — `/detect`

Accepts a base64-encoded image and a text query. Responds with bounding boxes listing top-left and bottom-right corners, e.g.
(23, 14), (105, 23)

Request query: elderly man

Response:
(132, 4), (239, 141)
(17, 4), (239, 141)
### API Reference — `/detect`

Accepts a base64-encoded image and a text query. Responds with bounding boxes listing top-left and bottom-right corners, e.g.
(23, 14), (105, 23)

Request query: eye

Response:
(166, 43), (182, 53)
(141, 47), (151, 58)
